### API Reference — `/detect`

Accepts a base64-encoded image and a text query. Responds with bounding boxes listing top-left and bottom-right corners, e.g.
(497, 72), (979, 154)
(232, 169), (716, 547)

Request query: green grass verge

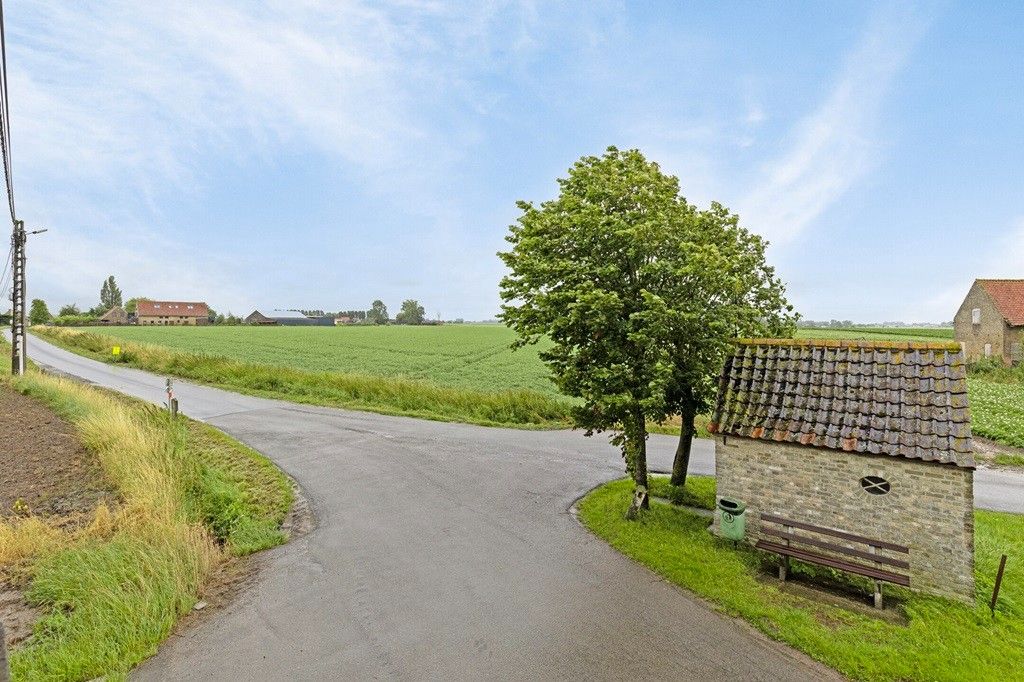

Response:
(33, 326), (573, 429)
(647, 474), (716, 509)
(994, 453), (1024, 468)
(2, 368), (294, 680)
(578, 478), (1022, 681)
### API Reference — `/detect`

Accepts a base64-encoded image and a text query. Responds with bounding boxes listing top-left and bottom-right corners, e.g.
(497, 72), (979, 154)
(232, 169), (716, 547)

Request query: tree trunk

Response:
(625, 412), (650, 519)
(670, 400), (696, 487)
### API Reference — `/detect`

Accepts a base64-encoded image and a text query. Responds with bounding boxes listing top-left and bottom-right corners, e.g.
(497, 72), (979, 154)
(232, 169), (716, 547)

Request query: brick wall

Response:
(954, 282), (1013, 364)
(713, 436), (975, 602)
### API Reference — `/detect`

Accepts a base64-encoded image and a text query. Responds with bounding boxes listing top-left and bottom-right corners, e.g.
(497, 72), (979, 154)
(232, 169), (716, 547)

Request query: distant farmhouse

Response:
(98, 306), (129, 325)
(137, 300), (210, 326)
(954, 279), (1024, 365)
(245, 309), (334, 326)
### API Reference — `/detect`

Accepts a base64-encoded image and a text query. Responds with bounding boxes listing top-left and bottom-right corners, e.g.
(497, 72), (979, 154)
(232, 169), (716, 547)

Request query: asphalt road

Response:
(17, 333), (1023, 679)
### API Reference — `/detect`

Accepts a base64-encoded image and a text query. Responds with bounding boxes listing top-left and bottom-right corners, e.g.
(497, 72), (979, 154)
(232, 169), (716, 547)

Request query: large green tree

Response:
(395, 299), (426, 325)
(660, 202), (797, 487)
(366, 299), (389, 325)
(500, 146), (796, 515)
(99, 275), (123, 309)
(29, 299), (51, 325)
(500, 147), (692, 518)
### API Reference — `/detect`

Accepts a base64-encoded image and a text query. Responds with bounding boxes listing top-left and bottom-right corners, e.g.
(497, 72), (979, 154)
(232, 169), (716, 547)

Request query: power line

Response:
(0, 0), (14, 223)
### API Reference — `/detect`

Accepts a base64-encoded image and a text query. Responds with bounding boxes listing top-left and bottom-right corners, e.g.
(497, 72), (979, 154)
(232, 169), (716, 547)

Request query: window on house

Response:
(860, 476), (891, 496)
(972, 308), (981, 324)
(984, 343), (992, 357)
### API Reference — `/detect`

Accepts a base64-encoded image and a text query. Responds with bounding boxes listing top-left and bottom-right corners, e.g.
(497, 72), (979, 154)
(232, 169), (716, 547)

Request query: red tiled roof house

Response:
(954, 279), (1024, 365)
(136, 300), (210, 326)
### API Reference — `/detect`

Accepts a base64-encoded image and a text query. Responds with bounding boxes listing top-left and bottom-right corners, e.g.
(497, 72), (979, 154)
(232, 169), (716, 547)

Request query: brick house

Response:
(709, 339), (975, 602)
(954, 279), (1024, 365)
(98, 306), (129, 325)
(136, 300), (210, 325)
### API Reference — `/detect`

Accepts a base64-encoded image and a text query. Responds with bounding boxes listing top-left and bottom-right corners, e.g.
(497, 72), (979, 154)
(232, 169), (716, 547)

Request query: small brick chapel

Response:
(709, 339), (975, 602)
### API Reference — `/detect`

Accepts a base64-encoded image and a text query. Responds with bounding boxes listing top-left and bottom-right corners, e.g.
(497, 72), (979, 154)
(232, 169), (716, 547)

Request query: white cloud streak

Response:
(740, 5), (929, 244)
(7, 0), (548, 312)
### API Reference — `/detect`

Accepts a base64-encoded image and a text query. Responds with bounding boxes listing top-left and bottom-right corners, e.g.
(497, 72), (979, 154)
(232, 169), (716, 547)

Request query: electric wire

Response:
(0, 0), (15, 224)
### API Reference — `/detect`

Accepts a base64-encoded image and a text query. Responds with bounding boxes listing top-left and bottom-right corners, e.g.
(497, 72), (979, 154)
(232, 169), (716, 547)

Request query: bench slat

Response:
(756, 539), (911, 586)
(760, 514), (910, 554)
(760, 527), (911, 569)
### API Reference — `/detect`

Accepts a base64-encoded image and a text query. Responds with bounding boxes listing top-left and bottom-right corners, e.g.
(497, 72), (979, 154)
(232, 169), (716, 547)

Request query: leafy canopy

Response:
(29, 299), (52, 325)
(366, 299), (389, 325)
(499, 146), (796, 503)
(396, 299), (426, 325)
(99, 275), (122, 310)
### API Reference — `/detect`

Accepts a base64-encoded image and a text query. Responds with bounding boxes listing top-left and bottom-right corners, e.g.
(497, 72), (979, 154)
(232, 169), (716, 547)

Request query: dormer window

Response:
(971, 308), (981, 325)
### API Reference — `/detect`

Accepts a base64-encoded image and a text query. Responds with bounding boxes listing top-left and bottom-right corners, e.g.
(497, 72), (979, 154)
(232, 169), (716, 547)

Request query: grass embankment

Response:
(0, 364), (293, 679)
(33, 326), (573, 429)
(579, 478), (1022, 681)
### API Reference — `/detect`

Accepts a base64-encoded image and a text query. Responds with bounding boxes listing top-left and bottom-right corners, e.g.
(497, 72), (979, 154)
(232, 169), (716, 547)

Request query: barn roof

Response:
(137, 300), (209, 318)
(252, 309), (308, 320)
(98, 306), (126, 321)
(709, 339), (974, 468)
(976, 279), (1024, 326)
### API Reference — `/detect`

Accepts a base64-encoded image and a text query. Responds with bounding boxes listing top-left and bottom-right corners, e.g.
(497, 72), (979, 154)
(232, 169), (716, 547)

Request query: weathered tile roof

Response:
(977, 279), (1024, 326)
(136, 301), (209, 318)
(709, 339), (974, 468)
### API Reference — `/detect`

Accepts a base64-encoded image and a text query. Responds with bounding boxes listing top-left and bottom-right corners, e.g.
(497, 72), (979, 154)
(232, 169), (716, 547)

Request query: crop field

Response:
(38, 324), (1024, 449)
(93, 324), (559, 397)
(70, 324), (955, 399)
(794, 326), (955, 342)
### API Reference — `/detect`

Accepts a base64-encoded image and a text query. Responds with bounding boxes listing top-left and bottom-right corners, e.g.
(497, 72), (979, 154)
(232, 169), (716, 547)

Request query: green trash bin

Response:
(718, 497), (746, 540)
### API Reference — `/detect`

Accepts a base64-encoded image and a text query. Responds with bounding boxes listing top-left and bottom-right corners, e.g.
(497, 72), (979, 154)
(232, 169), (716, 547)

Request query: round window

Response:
(860, 476), (891, 496)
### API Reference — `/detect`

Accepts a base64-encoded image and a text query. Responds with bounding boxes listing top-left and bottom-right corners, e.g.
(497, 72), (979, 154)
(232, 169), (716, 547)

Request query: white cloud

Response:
(739, 5), (929, 244)
(6, 0), (552, 312)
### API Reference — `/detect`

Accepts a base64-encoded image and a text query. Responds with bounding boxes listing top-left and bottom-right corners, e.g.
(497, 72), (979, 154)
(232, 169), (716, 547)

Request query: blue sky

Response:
(7, 1), (1023, 322)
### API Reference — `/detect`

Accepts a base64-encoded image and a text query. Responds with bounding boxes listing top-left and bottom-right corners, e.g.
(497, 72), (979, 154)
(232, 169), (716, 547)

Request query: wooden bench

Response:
(755, 513), (910, 609)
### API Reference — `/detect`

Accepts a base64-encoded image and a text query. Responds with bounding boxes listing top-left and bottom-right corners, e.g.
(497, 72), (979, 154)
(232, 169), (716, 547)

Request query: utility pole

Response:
(9, 218), (24, 375)
(9, 221), (45, 375)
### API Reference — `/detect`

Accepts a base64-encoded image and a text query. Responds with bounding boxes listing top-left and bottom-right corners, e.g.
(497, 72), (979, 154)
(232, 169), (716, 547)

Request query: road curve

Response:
(17, 333), (1016, 679)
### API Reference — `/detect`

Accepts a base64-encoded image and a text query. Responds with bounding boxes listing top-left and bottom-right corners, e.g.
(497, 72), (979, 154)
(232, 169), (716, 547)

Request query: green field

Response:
(794, 326), (955, 342)
(35, 324), (1024, 449)
(93, 324), (559, 397)
(59, 325), (956, 397)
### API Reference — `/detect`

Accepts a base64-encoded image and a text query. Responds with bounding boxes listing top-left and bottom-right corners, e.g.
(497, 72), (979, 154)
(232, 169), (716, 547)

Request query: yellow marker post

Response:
(112, 346), (121, 360)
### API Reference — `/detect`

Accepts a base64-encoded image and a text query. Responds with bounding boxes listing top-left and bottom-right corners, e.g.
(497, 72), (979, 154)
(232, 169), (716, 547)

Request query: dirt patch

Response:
(1, 384), (118, 650)
(973, 437), (1024, 470)
(0, 580), (42, 648)
(0, 385), (115, 518)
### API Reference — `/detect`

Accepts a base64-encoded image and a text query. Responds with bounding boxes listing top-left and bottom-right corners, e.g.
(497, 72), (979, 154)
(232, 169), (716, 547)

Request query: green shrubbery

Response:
(50, 314), (99, 327)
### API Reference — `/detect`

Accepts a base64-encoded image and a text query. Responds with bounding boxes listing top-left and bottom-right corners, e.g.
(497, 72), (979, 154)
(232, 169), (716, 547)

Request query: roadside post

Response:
(990, 554), (1008, 617)
(112, 345), (121, 362)
(165, 378), (177, 418)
